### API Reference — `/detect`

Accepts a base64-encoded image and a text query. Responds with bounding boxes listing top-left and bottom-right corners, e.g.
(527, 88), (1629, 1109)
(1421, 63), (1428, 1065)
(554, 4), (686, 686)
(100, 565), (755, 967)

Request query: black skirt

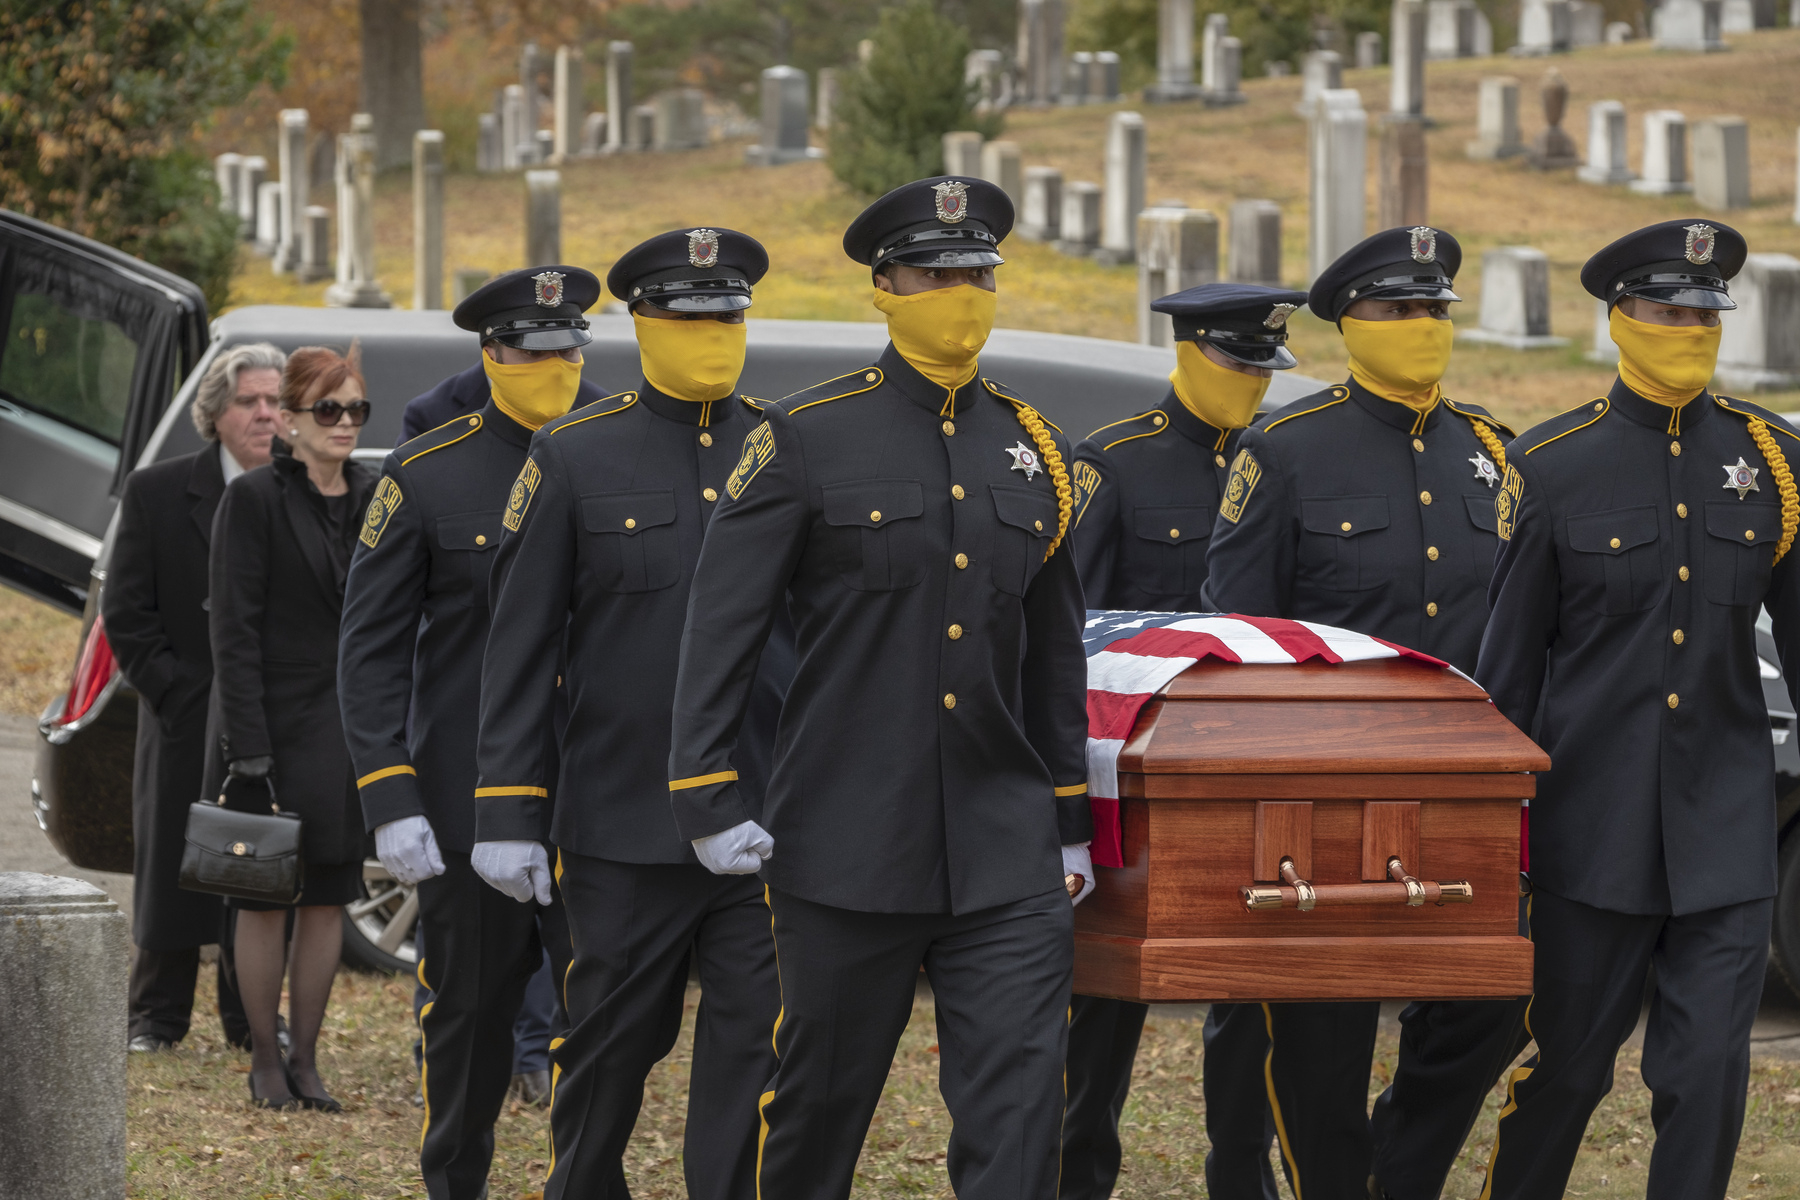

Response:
(228, 860), (364, 911)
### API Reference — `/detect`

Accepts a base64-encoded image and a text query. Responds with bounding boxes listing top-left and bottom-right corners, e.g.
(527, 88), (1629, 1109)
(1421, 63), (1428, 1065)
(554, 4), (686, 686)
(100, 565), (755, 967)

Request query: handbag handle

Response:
(217, 772), (282, 815)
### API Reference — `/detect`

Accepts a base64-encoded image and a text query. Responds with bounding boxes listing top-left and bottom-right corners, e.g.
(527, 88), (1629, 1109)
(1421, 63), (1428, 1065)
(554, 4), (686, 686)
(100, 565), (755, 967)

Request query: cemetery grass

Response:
(0, 584), (78, 717)
(231, 28), (1800, 439)
(127, 967), (1800, 1200)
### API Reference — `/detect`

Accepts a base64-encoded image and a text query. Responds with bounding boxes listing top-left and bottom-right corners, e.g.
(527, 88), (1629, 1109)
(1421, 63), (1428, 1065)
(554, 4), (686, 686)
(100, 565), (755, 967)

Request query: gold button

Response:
(954, 553), (969, 569)
(1679, 565), (1690, 581)
(1153, 415), (1165, 426)
(1746, 530), (1756, 541)
(1668, 693), (1680, 709)
(1341, 521), (1352, 532)
(624, 518), (636, 530)
(1420, 490), (1432, 505)
(952, 484), (965, 500)
(870, 510), (882, 522)
(1215, 454), (1227, 468)
(1412, 438), (1424, 453)
(1677, 503), (1688, 518)
(1427, 546), (1439, 561)
(942, 420), (955, 436)
(703, 488), (718, 502)
(1035, 520), (1044, 531)
(1594, 402), (1605, 412)
(1673, 629), (1685, 644)
(943, 693), (956, 709)
(1610, 537), (1621, 549)
(866, 372), (878, 382)
(700, 432), (713, 447)
(475, 534), (487, 546)
(231, 842), (247, 856)
(1426, 601), (1439, 617)
(469, 417), (480, 426)
(948, 624), (963, 640)
(1671, 441), (1681, 457)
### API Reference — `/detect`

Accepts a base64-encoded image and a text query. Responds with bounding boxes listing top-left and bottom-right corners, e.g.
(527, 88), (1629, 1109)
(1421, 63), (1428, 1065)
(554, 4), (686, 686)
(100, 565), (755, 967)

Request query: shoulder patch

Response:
(726, 422), (776, 500)
(1218, 447), (1262, 524)
(1071, 460), (1102, 526)
(1496, 462), (1523, 541)
(360, 476), (403, 548)
(503, 457), (542, 533)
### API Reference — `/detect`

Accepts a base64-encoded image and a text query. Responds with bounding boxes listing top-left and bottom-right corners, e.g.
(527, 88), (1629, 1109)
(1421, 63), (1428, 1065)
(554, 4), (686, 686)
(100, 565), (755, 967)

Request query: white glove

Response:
(692, 819), (774, 875)
(471, 840), (553, 906)
(374, 815), (445, 886)
(1063, 842), (1096, 906)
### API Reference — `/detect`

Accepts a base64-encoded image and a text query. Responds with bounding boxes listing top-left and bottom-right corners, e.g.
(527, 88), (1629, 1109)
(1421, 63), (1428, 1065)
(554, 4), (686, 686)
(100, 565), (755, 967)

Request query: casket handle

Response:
(1240, 857), (1474, 912)
(1279, 857), (1317, 911)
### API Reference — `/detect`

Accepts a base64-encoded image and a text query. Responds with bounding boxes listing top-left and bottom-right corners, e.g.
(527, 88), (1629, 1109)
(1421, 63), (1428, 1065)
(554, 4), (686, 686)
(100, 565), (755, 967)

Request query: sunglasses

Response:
(294, 399), (371, 427)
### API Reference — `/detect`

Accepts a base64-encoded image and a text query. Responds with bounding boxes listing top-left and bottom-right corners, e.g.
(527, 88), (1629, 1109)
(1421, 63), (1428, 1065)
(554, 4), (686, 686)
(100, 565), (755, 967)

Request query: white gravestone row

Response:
(1200, 14), (1246, 106)
(1465, 76), (1525, 159)
(1563, 98), (1749, 212)
(1654, 0), (1727, 51)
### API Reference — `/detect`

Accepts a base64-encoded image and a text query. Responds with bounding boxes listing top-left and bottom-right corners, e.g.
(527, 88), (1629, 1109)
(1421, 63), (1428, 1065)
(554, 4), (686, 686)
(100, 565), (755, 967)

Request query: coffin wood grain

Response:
(1159, 658), (1489, 701)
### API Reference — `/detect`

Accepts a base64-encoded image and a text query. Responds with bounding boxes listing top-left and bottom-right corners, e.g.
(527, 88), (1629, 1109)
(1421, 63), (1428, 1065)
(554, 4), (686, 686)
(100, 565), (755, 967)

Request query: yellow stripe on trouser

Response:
(546, 1035), (566, 1178)
(417, 955), (433, 1151)
(1261, 1003), (1303, 1200)
(756, 887), (784, 1200)
(1479, 893), (1536, 1200)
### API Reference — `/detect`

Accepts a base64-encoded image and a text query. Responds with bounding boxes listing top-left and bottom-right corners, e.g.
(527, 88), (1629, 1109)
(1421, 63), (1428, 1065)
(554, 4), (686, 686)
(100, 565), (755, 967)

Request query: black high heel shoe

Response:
(284, 1063), (343, 1113)
(248, 1067), (298, 1110)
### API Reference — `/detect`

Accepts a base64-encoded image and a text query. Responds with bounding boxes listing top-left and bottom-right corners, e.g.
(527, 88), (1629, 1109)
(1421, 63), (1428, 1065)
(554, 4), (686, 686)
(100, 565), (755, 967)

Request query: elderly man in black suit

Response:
(104, 341), (286, 1052)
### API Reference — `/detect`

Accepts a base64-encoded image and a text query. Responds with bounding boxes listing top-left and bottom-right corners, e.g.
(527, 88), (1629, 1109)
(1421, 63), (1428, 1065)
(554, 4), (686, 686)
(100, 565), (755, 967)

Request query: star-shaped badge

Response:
(1007, 441), (1042, 480)
(1470, 451), (1499, 489)
(1723, 457), (1760, 499)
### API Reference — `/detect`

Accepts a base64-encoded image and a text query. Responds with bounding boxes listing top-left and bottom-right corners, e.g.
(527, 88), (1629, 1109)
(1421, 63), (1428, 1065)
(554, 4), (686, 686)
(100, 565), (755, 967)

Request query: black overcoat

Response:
(102, 445), (227, 951)
(199, 442), (376, 867)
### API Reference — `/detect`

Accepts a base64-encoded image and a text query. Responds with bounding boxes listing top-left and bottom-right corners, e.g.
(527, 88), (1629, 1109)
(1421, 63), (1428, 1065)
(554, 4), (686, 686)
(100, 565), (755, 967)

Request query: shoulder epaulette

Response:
(546, 391), (637, 436)
(1524, 397), (1611, 455)
(1716, 395), (1800, 443)
(739, 394), (766, 413)
(1263, 385), (1351, 433)
(399, 411), (485, 466)
(779, 367), (884, 415)
(982, 378), (1063, 433)
(1089, 408), (1169, 452)
(1443, 397), (1517, 440)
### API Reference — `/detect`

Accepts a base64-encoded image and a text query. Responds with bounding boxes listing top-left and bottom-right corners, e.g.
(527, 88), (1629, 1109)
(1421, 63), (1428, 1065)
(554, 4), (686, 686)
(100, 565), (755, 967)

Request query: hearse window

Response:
(0, 290), (140, 445)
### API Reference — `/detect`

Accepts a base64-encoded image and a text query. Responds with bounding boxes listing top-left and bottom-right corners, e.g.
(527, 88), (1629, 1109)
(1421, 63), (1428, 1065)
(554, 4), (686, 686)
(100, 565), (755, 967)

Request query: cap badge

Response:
(532, 270), (566, 308)
(1409, 227), (1437, 264)
(687, 228), (721, 268)
(1469, 450), (1499, 489)
(1684, 223), (1716, 266)
(1723, 456), (1760, 499)
(1006, 441), (1042, 480)
(933, 181), (970, 224)
(1264, 303), (1299, 330)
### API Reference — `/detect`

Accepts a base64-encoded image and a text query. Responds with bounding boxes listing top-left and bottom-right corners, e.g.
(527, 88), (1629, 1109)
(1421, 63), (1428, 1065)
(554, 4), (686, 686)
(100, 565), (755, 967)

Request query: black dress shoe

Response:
(248, 1071), (298, 1110)
(284, 1064), (343, 1113)
(128, 1034), (176, 1053)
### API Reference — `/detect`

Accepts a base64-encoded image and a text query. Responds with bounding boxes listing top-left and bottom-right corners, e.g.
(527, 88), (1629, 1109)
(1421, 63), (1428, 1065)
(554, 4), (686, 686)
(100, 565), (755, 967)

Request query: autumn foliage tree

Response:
(0, 0), (290, 313)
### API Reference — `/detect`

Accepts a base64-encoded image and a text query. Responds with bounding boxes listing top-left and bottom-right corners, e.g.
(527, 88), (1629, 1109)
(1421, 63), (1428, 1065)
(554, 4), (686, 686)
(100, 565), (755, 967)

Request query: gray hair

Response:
(190, 342), (287, 441)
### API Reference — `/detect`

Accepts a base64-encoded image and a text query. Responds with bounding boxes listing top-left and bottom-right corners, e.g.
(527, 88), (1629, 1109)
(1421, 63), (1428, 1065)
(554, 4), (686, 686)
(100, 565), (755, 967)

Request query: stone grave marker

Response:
(478, 112), (501, 171)
(1466, 76), (1525, 159)
(1356, 31), (1384, 67)
(453, 269), (490, 305)
(1426, 0), (1477, 59)
(1631, 111), (1692, 194)
(273, 108), (308, 274)
(1577, 100), (1636, 185)
(981, 140), (1023, 208)
(1588, 297), (1618, 363)
(502, 84), (530, 167)
(1568, 0), (1606, 44)
(582, 112), (607, 156)
(1201, 16), (1247, 105)
(607, 41), (635, 150)
(1017, 0), (1066, 106)
(1094, 52), (1122, 101)
(299, 206), (332, 284)
(745, 67), (821, 165)
(1693, 115), (1750, 209)
(553, 46), (584, 163)
(1654, 0), (1726, 51)
(535, 128), (556, 162)
(1146, 0), (1202, 101)
(1058, 181), (1103, 255)
(214, 153), (242, 220)
(1379, 116), (1429, 226)
(1458, 246), (1569, 348)
(238, 157), (267, 239)
(1298, 50), (1344, 116)
(254, 180), (283, 256)
(1515, 0), (1572, 53)
(325, 117), (391, 307)
(816, 68), (838, 129)
(1138, 207), (1220, 345)
(1020, 167), (1063, 241)
(1228, 199), (1283, 286)
(1310, 89), (1368, 280)
(414, 130), (444, 310)
(967, 50), (1010, 112)
(1526, 70), (1581, 168)
(1067, 52), (1094, 103)
(525, 170), (561, 266)
(1720, 0), (1756, 31)
(1605, 20), (1633, 41)
(656, 89), (707, 151)
(1097, 112), (1147, 264)
(1390, 0), (1428, 119)
(1717, 254), (1800, 391)
(943, 131), (985, 176)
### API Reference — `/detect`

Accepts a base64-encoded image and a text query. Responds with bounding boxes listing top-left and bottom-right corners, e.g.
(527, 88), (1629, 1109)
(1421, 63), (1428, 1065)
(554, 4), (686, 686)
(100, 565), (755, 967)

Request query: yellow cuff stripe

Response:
(669, 770), (740, 792)
(1053, 782), (1090, 797)
(357, 765), (417, 789)
(473, 786), (550, 798)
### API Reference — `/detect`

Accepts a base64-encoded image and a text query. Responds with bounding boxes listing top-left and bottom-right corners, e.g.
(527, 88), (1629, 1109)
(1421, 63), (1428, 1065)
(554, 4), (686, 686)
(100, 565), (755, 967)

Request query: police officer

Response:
(666, 177), (1093, 1200)
(338, 266), (596, 1200)
(1061, 282), (1307, 1200)
(1202, 227), (1525, 1200)
(472, 228), (786, 1200)
(1477, 220), (1795, 1200)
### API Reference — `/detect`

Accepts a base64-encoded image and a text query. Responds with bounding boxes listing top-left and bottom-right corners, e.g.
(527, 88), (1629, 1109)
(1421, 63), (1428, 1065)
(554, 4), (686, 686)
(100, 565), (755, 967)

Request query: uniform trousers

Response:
(1201, 1003), (1281, 1200)
(760, 885), (1074, 1200)
(1483, 888), (1771, 1200)
(128, 930), (249, 1046)
(1060, 994), (1148, 1200)
(1255, 1001), (1381, 1200)
(417, 851), (570, 1200)
(546, 855), (778, 1200)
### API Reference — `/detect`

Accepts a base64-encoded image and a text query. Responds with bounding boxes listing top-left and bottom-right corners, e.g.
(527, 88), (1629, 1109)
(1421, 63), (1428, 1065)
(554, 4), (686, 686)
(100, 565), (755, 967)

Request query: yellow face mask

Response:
(871, 284), (997, 391)
(1171, 341), (1271, 432)
(634, 313), (747, 404)
(1340, 314), (1456, 412)
(1610, 306), (1721, 406)
(484, 352), (583, 430)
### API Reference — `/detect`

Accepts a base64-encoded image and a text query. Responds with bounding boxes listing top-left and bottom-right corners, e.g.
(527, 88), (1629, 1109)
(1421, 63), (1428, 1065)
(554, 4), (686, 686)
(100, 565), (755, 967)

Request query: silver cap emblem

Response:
(933, 181), (970, 224)
(532, 270), (566, 308)
(1684, 223), (1717, 266)
(1409, 227), (1437, 264)
(1264, 303), (1298, 330)
(688, 228), (721, 268)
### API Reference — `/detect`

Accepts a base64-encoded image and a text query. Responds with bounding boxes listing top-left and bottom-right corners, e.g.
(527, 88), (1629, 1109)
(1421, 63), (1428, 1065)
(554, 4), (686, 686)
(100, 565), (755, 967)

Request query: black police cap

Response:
(1307, 226), (1463, 324)
(608, 227), (770, 314)
(1151, 282), (1311, 370)
(1580, 218), (1745, 312)
(453, 265), (600, 352)
(843, 176), (1013, 272)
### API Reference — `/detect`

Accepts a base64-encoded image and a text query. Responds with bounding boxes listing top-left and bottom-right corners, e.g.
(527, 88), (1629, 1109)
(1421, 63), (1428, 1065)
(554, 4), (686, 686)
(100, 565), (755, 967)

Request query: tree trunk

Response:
(359, 0), (424, 173)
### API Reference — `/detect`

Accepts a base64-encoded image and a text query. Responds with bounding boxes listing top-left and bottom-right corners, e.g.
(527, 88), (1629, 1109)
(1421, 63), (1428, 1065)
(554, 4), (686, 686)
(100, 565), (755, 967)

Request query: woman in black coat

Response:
(202, 345), (376, 1110)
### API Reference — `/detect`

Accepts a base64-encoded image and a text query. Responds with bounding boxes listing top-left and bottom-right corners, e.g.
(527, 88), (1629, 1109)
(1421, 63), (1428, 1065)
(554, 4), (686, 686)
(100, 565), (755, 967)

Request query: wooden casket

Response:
(1073, 655), (1549, 1003)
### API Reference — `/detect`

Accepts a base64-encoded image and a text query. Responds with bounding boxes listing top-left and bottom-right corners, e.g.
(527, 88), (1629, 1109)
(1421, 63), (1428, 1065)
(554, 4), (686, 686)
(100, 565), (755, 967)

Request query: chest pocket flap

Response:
(822, 480), (925, 528)
(1567, 505), (1657, 555)
(582, 491), (676, 536)
(1302, 495), (1390, 538)
(1134, 505), (1212, 545)
(1465, 494), (1499, 534)
(436, 510), (503, 551)
(992, 483), (1059, 538)
(1703, 499), (1783, 547)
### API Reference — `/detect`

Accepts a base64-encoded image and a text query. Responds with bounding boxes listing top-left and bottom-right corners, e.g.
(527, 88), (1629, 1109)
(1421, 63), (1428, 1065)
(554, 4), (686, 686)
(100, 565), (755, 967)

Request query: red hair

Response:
(278, 343), (365, 411)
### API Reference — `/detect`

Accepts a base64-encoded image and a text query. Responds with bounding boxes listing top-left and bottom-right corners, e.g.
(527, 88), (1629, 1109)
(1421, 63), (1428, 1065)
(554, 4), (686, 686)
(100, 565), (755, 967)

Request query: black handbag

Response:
(178, 774), (305, 905)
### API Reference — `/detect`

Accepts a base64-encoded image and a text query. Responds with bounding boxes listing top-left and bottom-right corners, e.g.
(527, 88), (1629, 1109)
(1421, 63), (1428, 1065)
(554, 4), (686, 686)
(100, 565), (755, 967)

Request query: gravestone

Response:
(237, 157), (267, 239)
(746, 67), (820, 165)
(535, 128), (556, 162)
(1654, 0), (1726, 50)
(656, 89), (707, 150)
(273, 108), (309, 274)
(1568, 0), (1606, 44)
(1057, 181), (1103, 255)
(1526, 70), (1581, 168)
(1458, 246), (1569, 348)
(553, 45), (584, 163)
(325, 116), (391, 307)
(299, 206), (332, 284)
(1794, 127), (1799, 225)
(981, 140), (1023, 208)
(1067, 52), (1095, 104)
(1228, 198), (1283, 286)
(1720, 0), (1756, 31)
(1018, 0), (1067, 106)
(1577, 101), (1636, 185)
(1390, 0), (1428, 119)
(1138, 208), (1220, 345)
(1466, 77), (1525, 159)
(1020, 167), (1063, 241)
(1310, 89), (1368, 281)
(1515, 0), (1572, 53)
(1716, 254), (1800, 391)
(606, 41), (635, 151)
(1094, 52), (1122, 100)
(632, 106), (656, 152)
(1605, 20), (1634, 41)
(1692, 116), (1750, 209)
(943, 131), (985, 176)
(1356, 31), (1384, 67)
(453, 269), (490, 305)
(1146, 0), (1203, 101)
(1097, 112), (1147, 265)
(816, 68), (838, 129)
(1202, 16), (1246, 105)
(1379, 116), (1429, 226)
(582, 112), (607, 156)
(1426, 0), (1477, 59)
(1631, 111), (1692, 194)
(1588, 297), (1619, 363)
(214, 153), (242, 219)
(966, 49), (1010, 112)
(254, 181), (284, 256)
(1298, 50), (1344, 116)
(502, 84), (529, 168)
(0, 875), (128, 1200)
(525, 170), (561, 266)
(478, 113), (500, 171)
(414, 130), (445, 310)
(1473, 8), (1494, 54)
